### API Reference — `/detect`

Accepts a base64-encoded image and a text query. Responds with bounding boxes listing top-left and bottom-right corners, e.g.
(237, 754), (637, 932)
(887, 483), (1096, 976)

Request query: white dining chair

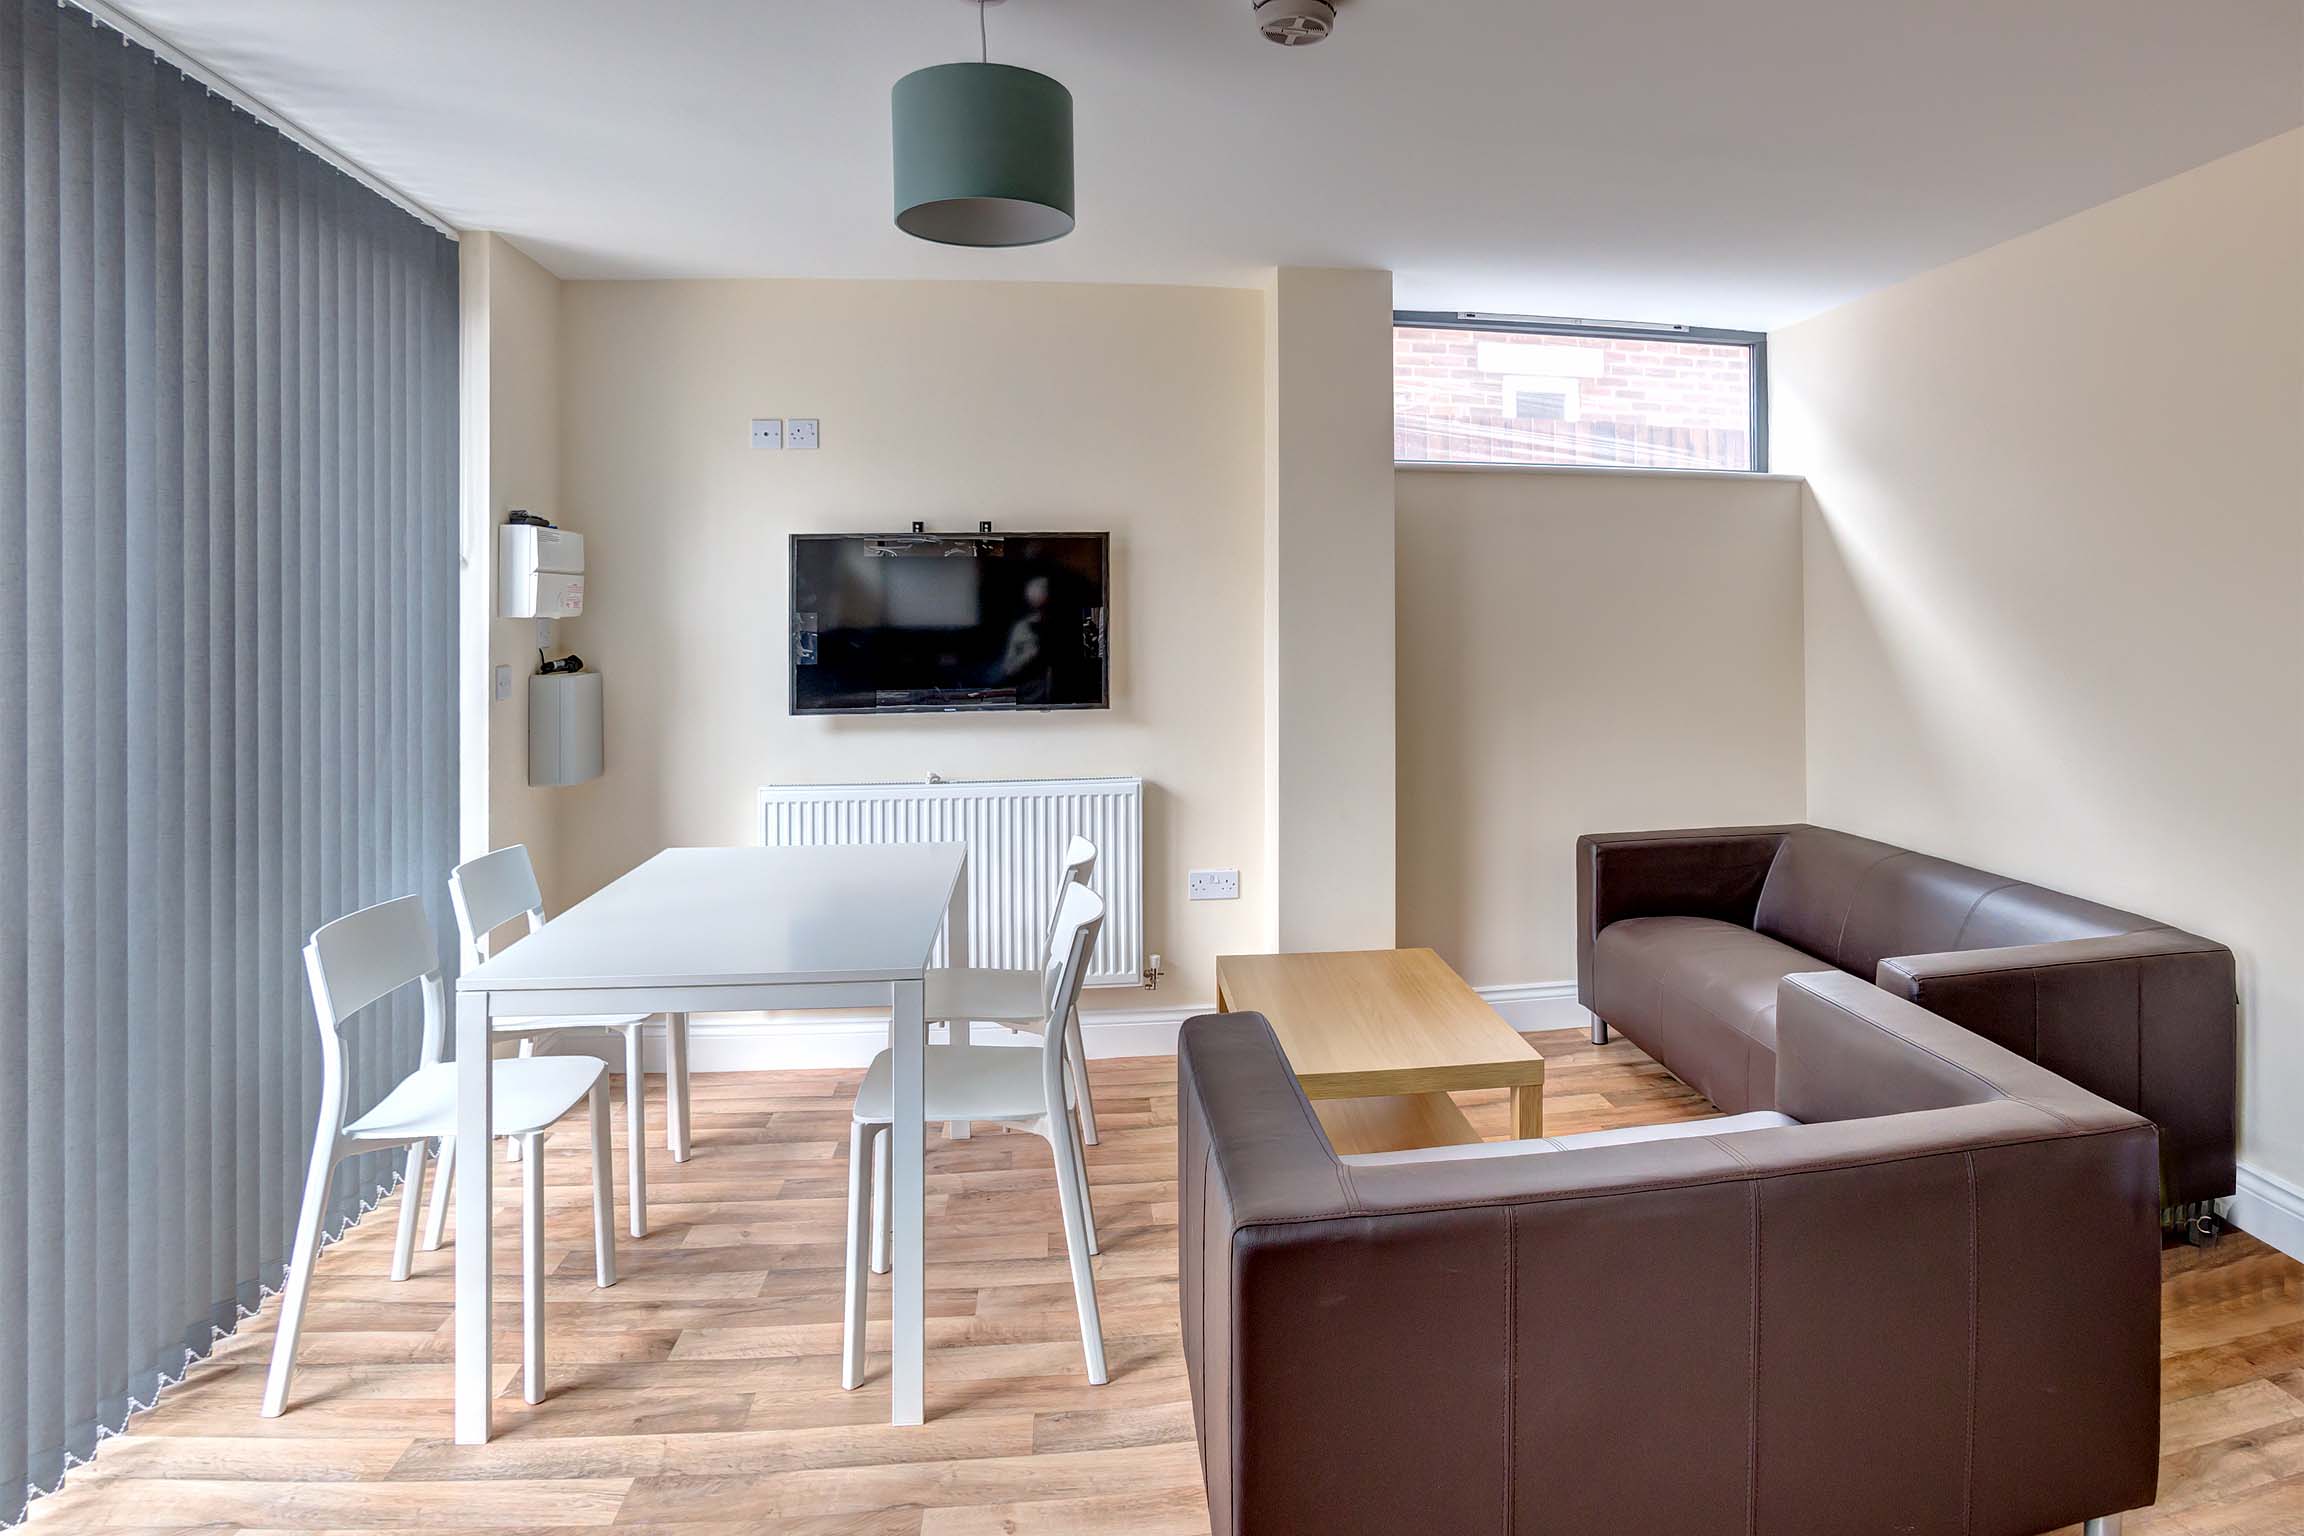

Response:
(262, 895), (616, 1418)
(922, 835), (1102, 1144)
(845, 883), (1108, 1390)
(442, 845), (687, 1239)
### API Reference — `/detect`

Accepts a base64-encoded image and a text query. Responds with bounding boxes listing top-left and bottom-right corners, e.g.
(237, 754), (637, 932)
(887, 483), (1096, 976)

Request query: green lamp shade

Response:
(892, 62), (1074, 247)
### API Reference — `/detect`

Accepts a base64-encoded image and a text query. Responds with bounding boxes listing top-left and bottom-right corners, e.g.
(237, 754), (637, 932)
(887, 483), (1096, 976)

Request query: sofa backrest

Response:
(1751, 825), (2151, 981)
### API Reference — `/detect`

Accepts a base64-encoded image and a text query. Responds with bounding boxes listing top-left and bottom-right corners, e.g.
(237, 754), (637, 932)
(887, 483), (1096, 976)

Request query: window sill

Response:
(1395, 461), (1805, 485)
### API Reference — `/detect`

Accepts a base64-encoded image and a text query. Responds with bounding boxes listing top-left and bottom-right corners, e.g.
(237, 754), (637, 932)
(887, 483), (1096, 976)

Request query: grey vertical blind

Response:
(0, 0), (459, 1508)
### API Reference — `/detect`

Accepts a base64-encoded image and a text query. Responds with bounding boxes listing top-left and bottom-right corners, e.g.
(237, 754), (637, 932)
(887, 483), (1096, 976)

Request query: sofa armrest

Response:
(1575, 825), (1798, 1008)
(1877, 929), (2236, 1206)
(1775, 969), (2151, 1131)
(1176, 1011), (1351, 1227)
(1175, 1011), (1350, 1536)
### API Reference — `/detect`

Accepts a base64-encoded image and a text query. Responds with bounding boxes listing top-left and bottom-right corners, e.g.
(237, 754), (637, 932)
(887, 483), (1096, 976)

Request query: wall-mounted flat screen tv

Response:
(790, 532), (1110, 715)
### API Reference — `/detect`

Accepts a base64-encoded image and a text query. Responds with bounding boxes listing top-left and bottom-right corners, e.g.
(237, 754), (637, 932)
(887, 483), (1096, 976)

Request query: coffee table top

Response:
(1214, 947), (1546, 1100)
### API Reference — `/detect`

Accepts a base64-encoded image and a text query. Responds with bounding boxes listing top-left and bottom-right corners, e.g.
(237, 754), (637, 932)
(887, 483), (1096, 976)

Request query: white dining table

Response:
(450, 842), (970, 1443)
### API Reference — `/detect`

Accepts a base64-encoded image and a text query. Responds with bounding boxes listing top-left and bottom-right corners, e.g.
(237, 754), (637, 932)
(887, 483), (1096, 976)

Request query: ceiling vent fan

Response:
(1254, 0), (1336, 45)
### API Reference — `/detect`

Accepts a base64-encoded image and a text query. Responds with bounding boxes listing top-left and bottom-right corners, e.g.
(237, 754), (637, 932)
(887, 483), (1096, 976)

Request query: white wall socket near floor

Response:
(1188, 868), (1240, 901)
(787, 418), (820, 450)
(750, 417), (783, 450)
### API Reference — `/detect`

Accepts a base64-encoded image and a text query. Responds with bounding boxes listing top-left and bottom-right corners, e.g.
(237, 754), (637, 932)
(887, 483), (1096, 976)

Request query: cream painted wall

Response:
(1771, 131), (2304, 1182)
(1395, 467), (1808, 985)
(549, 278), (1268, 1011)
(461, 232), (572, 917)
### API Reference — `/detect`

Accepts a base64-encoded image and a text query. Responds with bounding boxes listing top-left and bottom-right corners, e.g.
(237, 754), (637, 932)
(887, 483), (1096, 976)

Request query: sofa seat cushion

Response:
(1590, 916), (1834, 1111)
(1340, 1109), (1799, 1167)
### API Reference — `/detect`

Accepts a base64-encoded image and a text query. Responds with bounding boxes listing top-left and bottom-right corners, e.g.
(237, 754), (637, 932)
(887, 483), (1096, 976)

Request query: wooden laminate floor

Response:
(28, 1028), (2304, 1534)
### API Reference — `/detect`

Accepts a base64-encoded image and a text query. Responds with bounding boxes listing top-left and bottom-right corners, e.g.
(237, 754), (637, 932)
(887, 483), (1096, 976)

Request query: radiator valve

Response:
(1143, 953), (1164, 990)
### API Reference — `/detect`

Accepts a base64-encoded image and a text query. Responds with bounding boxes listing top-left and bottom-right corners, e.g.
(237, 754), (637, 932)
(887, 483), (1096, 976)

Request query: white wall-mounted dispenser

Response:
(529, 671), (603, 787)
(499, 523), (585, 618)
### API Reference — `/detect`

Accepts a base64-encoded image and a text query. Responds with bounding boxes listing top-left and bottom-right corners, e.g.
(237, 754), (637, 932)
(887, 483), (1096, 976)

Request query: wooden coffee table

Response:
(1214, 947), (1546, 1155)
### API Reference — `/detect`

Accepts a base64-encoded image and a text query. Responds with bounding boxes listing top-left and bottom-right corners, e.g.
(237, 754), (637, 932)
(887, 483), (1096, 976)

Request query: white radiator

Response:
(758, 776), (1146, 989)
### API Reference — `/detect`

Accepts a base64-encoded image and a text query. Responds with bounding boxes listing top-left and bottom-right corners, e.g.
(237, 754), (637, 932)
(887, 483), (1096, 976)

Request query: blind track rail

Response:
(62, 0), (459, 239)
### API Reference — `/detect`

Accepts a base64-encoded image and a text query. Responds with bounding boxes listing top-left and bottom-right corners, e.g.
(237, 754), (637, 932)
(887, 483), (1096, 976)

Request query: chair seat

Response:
(1339, 1110), (1799, 1167)
(923, 967), (1047, 1026)
(344, 1057), (605, 1143)
(853, 1044), (1050, 1126)
(492, 1013), (648, 1033)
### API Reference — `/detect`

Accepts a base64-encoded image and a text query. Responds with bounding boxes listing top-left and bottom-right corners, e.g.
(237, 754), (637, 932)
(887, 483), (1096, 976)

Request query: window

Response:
(1394, 314), (1767, 472)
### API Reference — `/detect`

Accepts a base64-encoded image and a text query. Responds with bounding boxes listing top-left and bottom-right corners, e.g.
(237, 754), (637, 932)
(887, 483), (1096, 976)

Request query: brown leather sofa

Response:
(1578, 823), (2235, 1210)
(1178, 981), (2161, 1536)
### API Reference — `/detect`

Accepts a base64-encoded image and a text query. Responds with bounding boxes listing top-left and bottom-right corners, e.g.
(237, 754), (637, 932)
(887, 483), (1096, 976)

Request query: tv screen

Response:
(790, 532), (1109, 715)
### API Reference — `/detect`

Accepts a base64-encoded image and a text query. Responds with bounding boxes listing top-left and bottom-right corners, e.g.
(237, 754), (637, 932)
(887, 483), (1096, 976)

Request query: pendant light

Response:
(891, 0), (1075, 247)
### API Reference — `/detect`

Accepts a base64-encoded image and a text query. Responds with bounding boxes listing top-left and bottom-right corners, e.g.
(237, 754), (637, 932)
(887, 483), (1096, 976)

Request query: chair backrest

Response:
(1038, 835), (1098, 966)
(1037, 883), (1104, 1105)
(302, 895), (446, 1135)
(448, 845), (546, 964)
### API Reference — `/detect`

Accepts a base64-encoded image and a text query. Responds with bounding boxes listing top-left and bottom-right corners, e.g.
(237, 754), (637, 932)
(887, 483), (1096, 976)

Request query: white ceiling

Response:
(111, 0), (2304, 330)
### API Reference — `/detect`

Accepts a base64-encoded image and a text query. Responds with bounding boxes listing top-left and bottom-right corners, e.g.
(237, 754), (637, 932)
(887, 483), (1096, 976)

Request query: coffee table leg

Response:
(1512, 1084), (1544, 1140)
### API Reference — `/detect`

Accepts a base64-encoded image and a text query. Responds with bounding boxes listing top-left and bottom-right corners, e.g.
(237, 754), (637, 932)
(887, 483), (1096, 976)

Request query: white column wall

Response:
(1262, 268), (1398, 952)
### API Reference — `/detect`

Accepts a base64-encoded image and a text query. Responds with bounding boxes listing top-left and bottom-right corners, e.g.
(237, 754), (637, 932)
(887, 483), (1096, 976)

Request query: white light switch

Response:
(493, 664), (512, 703)
(787, 418), (820, 450)
(750, 417), (783, 450)
(1188, 868), (1241, 901)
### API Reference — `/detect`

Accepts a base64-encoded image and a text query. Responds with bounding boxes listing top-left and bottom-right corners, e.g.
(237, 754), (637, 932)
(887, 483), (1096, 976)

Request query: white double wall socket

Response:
(1188, 868), (1241, 901)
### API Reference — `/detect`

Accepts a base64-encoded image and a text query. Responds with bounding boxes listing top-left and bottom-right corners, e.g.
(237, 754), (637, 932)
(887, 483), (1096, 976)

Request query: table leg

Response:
(453, 989), (495, 1445)
(1511, 1082), (1545, 1140)
(943, 858), (970, 1141)
(890, 976), (926, 1426)
(666, 1012), (691, 1162)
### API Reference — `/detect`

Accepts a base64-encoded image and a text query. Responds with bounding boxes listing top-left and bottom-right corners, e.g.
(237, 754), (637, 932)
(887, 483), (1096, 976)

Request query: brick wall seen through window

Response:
(1395, 323), (1758, 471)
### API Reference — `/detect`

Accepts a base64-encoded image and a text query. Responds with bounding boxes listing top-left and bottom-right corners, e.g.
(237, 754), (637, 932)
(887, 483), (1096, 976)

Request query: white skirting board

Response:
(1475, 981), (1595, 1034)
(588, 980), (1594, 1073)
(2227, 1162), (2304, 1264)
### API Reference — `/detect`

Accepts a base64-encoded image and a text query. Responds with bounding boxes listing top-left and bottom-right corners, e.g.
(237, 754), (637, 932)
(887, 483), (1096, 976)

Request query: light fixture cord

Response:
(979, 1), (988, 63)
